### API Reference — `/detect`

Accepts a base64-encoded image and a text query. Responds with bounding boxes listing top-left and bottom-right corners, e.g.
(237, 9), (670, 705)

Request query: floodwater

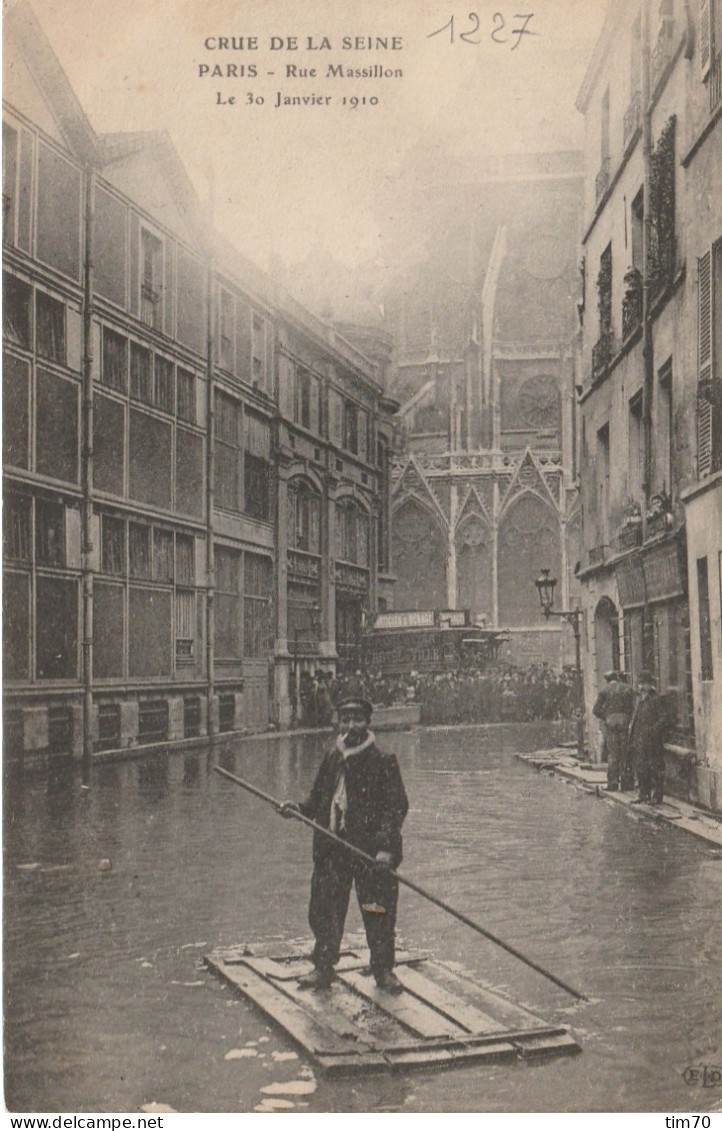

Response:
(4, 725), (722, 1114)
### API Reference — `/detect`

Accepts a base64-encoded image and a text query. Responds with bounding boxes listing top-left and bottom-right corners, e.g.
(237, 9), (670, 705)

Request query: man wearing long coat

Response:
(280, 695), (408, 993)
(593, 670), (636, 790)
(627, 669), (668, 804)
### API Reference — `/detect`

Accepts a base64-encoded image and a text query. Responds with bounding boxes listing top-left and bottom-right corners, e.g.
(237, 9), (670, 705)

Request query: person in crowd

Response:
(627, 669), (668, 805)
(278, 696), (409, 994)
(593, 670), (636, 790)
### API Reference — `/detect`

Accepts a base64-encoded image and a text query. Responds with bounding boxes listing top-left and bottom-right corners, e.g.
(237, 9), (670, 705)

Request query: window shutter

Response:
(310, 375), (320, 433)
(700, 0), (712, 78)
(699, 250), (712, 383)
(698, 397), (713, 476)
(698, 250), (714, 477)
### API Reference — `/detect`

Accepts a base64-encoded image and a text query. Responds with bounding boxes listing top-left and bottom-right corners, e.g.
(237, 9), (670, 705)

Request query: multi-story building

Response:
(386, 153), (584, 668)
(2, 1), (397, 756)
(576, 0), (721, 808)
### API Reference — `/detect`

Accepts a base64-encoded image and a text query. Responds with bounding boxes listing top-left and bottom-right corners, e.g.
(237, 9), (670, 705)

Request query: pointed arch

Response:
(392, 496), (448, 611)
(498, 492), (561, 626)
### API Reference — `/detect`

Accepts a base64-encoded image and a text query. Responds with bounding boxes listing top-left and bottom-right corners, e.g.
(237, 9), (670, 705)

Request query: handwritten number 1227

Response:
(427, 13), (537, 49)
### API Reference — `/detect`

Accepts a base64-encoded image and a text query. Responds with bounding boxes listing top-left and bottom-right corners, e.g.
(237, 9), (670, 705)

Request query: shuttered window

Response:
(697, 244), (721, 476)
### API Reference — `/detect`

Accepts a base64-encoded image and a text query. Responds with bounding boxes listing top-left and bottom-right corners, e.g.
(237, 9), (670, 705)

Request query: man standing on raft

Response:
(279, 695), (409, 993)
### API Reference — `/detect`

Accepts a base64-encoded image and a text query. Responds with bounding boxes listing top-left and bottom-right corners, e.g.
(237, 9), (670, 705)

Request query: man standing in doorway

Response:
(593, 671), (636, 791)
(278, 696), (409, 993)
(627, 670), (668, 805)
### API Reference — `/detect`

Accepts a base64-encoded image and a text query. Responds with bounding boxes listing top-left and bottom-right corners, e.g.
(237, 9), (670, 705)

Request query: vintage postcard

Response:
(3, 0), (721, 1119)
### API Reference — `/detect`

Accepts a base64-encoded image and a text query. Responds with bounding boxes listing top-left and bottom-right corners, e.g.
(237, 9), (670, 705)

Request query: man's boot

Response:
(374, 969), (403, 994)
(297, 966), (334, 991)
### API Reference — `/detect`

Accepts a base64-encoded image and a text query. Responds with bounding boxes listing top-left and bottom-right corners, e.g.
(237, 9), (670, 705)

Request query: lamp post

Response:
(535, 568), (586, 760)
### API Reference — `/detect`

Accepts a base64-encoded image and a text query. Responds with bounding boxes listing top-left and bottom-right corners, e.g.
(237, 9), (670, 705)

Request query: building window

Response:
(289, 479), (321, 554)
(219, 287), (235, 372)
(244, 552), (273, 657)
(215, 546), (241, 659)
(214, 390), (243, 512)
(649, 117), (676, 296)
(344, 400), (359, 454)
(337, 499), (369, 567)
(102, 327), (128, 392)
(3, 121), (18, 243)
(154, 355), (174, 413)
(36, 291), (65, 363)
(140, 229), (162, 328)
(297, 367), (312, 429)
(252, 313), (269, 389)
(153, 528), (174, 582)
(593, 244), (613, 379)
(3, 273), (31, 349)
(129, 522), (151, 579)
(101, 514), (125, 575)
(658, 360), (673, 494)
(130, 342), (152, 403)
(628, 392), (644, 503)
(597, 422), (610, 546)
(698, 239), (722, 476)
(35, 499), (65, 567)
(4, 493), (31, 561)
(177, 367), (196, 423)
(244, 453), (271, 521)
(697, 556), (714, 680)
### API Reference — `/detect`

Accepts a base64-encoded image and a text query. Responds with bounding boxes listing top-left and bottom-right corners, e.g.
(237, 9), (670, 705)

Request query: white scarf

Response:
(330, 731), (375, 833)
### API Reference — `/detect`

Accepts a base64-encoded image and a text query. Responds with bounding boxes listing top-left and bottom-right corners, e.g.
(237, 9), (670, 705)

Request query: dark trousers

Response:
(637, 749), (664, 803)
(309, 845), (398, 974)
(606, 726), (633, 790)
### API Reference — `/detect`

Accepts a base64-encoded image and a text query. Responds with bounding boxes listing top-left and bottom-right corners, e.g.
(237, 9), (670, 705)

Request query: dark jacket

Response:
(627, 691), (667, 764)
(593, 682), (636, 728)
(300, 736), (408, 866)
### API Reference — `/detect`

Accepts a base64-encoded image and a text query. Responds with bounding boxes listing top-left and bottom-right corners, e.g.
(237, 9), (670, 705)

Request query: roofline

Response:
(576, 0), (627, 114)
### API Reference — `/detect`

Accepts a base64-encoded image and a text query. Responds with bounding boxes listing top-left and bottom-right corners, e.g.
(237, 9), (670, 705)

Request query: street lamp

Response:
(534, 569), (586, 760)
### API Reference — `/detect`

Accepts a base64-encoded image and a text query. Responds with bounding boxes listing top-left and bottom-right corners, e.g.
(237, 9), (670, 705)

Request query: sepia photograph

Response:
(2, 0), (721, 1117)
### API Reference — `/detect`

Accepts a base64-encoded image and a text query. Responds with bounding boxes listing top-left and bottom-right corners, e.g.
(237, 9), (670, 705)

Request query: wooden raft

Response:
(205, 939), (581, 1075)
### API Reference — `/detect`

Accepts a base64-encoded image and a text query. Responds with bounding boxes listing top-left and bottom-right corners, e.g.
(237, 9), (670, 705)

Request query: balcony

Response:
(618, 524), (643, 552)
(623, 91), (642, 148)
(141, 283), (160, 329)
(334, 560), (370, 595)
(287, 549), (321, 584)
(592, 332), (614, 381)
(595, 157), (611, 206)
(711, 51), (722, 113)
(651, 20), (674, 89)
(645, 509), (673, 540)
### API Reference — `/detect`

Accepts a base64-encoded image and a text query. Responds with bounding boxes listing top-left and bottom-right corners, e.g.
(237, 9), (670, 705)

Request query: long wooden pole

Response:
(213, 765), (588, 1002)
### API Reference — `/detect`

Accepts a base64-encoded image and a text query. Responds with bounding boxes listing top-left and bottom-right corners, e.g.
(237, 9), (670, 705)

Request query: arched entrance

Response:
(594, 597), (620, 679)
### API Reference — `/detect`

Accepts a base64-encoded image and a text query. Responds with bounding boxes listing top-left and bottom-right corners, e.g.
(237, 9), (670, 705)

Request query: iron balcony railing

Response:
(592, 332), (614, 381)
(623, 91), (642, 148)
(595, 157), (611, 205)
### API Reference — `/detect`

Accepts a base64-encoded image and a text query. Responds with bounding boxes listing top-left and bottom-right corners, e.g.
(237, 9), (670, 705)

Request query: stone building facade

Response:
(576, 0), (721, 808)
(387, 153), (584, 667)
(2, 2), (396, 755)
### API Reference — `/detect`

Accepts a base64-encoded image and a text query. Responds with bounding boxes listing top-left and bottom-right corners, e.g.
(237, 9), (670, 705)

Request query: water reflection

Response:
(4, 727), (721, 1114)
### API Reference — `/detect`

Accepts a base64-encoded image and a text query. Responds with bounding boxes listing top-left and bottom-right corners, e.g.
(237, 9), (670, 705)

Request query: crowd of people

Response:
(416, 663), (579, 725)
(296, 662), (580, 727)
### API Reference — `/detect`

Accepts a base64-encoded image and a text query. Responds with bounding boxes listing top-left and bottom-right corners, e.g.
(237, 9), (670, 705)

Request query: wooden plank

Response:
(393, 965), (506, 1035)
(383, 1047), (456, 1068)
(429, 962), (550, 1031)
(337, 969), (465, 1039)
(247, 951), (424, 981)
(207, 957), (365, 1060)
(246, 957), (401, 1047)
(513, 1032), (581, 1059)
